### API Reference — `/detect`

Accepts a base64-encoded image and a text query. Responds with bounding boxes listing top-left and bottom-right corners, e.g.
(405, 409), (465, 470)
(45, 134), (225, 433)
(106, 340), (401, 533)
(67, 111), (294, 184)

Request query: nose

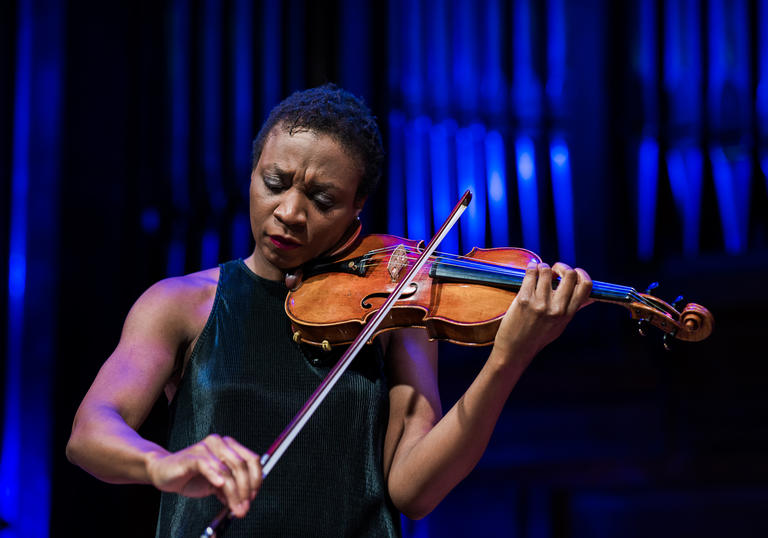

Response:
(273, 188), (307, 229)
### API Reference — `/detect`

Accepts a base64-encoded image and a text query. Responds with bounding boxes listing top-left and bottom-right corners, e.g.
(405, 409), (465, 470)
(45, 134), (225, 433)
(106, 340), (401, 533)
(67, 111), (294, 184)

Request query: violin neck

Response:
(429, 258), (636, 304)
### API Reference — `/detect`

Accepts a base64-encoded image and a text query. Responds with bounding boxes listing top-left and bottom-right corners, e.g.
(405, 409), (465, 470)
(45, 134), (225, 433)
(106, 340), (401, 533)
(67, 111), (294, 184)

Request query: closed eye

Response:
(313, 193), (335, 210)
(263, 175), (285, 192)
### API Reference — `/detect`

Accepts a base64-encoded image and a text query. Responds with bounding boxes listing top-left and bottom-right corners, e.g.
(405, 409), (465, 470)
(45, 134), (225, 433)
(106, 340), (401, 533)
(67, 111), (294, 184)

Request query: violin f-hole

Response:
(361, 282), (419, 309)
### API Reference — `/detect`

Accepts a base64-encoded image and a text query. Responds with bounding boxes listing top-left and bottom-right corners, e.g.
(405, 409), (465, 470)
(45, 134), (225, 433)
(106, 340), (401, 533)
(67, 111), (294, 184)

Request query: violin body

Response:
(286, 234), (714, 349)
(286, 234), (543, 347)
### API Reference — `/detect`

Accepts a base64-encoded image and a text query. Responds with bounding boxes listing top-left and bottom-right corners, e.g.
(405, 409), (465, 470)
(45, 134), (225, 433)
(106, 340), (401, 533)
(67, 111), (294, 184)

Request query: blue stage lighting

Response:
(430, 120), (459, 254)
(405, 117), (432, 241)
(666, 146), (703, 255)
(486, 130), (509, 247)
(637, 137), (659, 260)
(201, 229), (220, 269)
(710, 146), (750, 254)
(515, 135), (539, 253)
(388, 112), (406, 237)
(457, 124), (488, 251)
(550, 137), (575, 263)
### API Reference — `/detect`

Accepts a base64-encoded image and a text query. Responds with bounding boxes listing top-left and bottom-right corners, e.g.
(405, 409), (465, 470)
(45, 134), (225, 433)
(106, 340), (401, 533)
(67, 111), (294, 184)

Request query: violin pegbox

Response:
(628, 289), (714, 350)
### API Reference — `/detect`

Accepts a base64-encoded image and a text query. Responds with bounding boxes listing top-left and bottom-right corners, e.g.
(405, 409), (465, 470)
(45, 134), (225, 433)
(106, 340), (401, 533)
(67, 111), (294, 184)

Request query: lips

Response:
(269, 235), (301, 250)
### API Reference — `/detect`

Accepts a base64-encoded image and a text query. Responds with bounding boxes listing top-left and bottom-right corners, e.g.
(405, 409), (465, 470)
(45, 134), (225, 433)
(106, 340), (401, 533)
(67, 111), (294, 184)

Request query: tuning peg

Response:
(636, 319), (649, 336)
(663, 331), (676, 351)
(645, 282), (659, 295)
(672, 295), (684, 310)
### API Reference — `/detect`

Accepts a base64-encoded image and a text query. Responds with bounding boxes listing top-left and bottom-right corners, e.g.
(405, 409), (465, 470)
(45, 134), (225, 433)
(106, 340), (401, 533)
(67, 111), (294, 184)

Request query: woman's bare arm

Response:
(66, 271), (261, 518)
(383, 261), (592, 519)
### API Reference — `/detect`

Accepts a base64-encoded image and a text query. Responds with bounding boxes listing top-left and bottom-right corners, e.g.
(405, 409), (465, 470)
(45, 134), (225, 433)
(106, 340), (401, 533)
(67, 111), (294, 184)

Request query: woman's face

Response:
(246, 127), (365, 280)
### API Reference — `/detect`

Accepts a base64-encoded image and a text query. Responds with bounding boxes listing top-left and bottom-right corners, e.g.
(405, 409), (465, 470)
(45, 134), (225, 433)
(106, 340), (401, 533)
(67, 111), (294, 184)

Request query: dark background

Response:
(2, 0), (768, 536)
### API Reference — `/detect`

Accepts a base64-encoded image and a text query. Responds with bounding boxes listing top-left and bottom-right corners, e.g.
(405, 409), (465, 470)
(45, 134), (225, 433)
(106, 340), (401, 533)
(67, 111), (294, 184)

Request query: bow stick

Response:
(201, 190), (472, 537)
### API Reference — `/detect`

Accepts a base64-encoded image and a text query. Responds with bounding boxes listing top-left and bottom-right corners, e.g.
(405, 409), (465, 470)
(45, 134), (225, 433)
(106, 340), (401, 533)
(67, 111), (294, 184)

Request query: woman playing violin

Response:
(66, 84), (593, 537)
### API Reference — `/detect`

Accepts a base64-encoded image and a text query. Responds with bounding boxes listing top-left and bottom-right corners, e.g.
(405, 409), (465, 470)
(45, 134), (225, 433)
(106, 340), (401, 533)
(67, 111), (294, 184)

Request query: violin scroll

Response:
(677, 302), (714, 342)
(628, 292), (713, 345)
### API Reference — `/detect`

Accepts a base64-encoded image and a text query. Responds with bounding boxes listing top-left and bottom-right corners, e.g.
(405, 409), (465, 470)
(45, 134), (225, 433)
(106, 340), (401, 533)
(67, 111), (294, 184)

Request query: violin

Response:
(286, 234), (713, 352)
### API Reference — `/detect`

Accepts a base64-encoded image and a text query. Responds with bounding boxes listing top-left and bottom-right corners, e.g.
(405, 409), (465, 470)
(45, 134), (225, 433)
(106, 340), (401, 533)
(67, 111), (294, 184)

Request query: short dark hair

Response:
(252, 84), (384, 201)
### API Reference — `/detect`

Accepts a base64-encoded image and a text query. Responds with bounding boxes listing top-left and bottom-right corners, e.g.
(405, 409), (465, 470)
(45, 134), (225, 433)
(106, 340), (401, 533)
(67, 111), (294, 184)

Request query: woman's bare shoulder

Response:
(145, 266), (220, 301)
(123, 266), (221, 343)
(144, 266), (218, 307)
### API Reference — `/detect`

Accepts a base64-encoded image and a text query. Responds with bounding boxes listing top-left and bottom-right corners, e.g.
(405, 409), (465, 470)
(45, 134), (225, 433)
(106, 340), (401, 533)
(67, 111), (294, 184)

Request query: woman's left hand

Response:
(493, 260), (593, 366)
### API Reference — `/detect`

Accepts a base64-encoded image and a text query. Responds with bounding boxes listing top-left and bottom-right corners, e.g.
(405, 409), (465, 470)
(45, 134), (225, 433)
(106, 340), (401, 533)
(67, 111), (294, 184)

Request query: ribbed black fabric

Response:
(156, 260), (399, 537)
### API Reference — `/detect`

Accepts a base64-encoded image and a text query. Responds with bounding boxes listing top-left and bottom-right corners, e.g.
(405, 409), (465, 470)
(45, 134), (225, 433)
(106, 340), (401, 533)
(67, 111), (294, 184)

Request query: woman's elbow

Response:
(66, 412), (95, 467)
(390, 483), (440, 520)
(65, 421), (85, 465)
(395, 498), (436, 521)
(65, 437), (79, 464)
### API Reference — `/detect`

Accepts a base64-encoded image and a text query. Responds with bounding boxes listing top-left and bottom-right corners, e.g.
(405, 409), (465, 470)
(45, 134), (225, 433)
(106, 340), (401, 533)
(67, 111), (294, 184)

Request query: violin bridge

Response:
(388, 244), (408, 282)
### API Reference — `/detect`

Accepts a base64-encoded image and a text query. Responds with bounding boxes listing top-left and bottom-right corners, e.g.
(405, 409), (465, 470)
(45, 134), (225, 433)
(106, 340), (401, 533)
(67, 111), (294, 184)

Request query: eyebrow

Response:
(264, 164), (290, 178)
(264, 164), (342, 193)
(306, 179), (342, 194)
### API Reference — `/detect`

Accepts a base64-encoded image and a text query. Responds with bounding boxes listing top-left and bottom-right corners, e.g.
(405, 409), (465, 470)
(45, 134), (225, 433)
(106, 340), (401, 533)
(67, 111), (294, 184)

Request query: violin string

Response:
(346, 245), (671, 313)
(357, 257), (670, 319)
(356, 251), (523, 278)
(628, 289), (678, 316)
(360, 247), (637, 294)
(354, 246), (636, 295)
(358, 246), (526, 274)
(351, 247), (637, 299)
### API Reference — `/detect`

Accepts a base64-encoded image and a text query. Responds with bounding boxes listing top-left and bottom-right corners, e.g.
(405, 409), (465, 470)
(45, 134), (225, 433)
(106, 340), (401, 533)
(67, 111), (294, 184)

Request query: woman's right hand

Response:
(146, 434), (262, 518)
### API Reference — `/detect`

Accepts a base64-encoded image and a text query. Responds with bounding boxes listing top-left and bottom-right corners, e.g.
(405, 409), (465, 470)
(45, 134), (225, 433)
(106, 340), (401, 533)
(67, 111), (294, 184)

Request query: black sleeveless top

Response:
(155, 260), (400, 537)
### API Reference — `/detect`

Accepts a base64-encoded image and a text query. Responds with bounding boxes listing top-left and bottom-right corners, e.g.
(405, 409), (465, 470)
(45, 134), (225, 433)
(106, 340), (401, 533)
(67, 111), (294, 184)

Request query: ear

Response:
(354, 196), (367, 216)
